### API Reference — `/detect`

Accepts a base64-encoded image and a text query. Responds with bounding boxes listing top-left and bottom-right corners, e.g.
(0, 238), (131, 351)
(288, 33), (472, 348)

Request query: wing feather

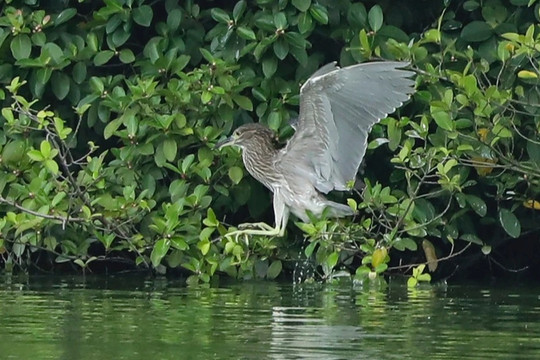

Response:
(278, 61), (415, 193)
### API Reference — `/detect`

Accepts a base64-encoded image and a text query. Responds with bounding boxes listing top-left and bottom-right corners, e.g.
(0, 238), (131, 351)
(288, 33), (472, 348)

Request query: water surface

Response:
(1, 276), (539, 359)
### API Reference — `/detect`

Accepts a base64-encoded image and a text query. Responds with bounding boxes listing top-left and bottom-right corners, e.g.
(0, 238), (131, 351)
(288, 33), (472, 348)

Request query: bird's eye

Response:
(233, 129), (240, 137)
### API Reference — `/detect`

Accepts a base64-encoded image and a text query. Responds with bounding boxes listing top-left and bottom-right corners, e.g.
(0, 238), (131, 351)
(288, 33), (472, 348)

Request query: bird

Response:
(215, 61), (416, 238)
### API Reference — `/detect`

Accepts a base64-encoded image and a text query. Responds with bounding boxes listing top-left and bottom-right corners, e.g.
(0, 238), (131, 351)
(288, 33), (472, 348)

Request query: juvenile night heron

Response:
(216, 61), (415, 237)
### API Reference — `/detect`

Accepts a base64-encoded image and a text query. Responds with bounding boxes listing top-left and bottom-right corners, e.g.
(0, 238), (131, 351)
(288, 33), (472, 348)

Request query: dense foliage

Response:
(1, 0), (539, 283)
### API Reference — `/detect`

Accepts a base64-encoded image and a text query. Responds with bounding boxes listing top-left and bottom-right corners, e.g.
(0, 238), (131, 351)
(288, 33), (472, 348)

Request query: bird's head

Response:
(215, 123), (276, 150)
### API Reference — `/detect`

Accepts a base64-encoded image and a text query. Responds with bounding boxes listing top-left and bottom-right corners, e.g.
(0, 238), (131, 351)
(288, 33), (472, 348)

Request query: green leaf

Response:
(267, 111), (281, 130)
(359, 29), (371, 53)
(262, 57), (277, 78)
(197, 239), (211, 255)
(211, 8), (230, 24)
(27, 149), (44, 161)
(0, 29), (7, 50)
(43, 43), (65, 65)
(368, 138), (389, 150)
(273, 12), (287, 29)
(40, 140), (52, 158)
(273, 38), (289, 60)
(51, 71), (70, 100)
(133, 5), (153, 27)
(2, 108), (14, 123)
(253, 37), (273, 60)
(237, 26), (256, 40)
(201, 91), (212, 104)
(150, 238), (170, 267)
(52, 191), (66, 207)
(289, 46), (307, 66)
(163, 138), (177, 162)
(76, 259), (88, 268)
(111, 28), (129, 48)
(203, 208), (219, 227)
(498, 208), (521, 238)
(304, 241), (317, 257)
(103, 118), (122, 139)
(432, 111), (454, 131)
(378, 25), (409, 42)
(3, 141), (25, 164)
(233, 95), (253, 111)
(233, 1), (247, 21)
(297, 12), (313, 34)
(87, 32), (98, 52)
(119, 49), (135, 63)
(492, 124), (512, 138)
(252, 88), (267, 102)
(36, 68), (52, 84)
(167, 9), (183, 31)
(368, 5), (383, 32)
(387, 118), (401, 151)
(460, 233), (483, 245)
(465, 194), (487, 216)
(481, 1), (507, 24)
(45, 159), (59, 174)
(326, 251), (339, 269)
(292, 0), (311, 12)
(255, 14), (275, 31)
(200, 48), (214, 62)
(460, 21), (493, 42)
(94, 50), (115, 66)
(309, 4), (328, 24)
(10, 34), (32, 60)
(284, 32), (306, 48)
(267, 260), (282, 279)
(347, 3), (367, 27)
(72, 62), (87, 84)
(463, 1), (480, 11)
(393, 238), (418, 251)
(461, 75), (478, 95)
(181, 154), (195, 173)
(228, 166), (243, 184)
(89, 76), (104, 94)
(171, 237), (188, 251)
(527, 141), (540, 166)
(55, 8), (77, 26)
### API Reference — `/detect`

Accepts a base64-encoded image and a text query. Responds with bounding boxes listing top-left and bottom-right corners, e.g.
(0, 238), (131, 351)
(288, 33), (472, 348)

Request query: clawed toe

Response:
(223, 222), (284, 240)
(238, 222), (273, 231)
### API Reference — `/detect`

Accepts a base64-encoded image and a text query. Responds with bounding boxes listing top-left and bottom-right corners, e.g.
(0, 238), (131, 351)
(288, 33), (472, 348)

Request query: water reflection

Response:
(0, 276), (539, 360)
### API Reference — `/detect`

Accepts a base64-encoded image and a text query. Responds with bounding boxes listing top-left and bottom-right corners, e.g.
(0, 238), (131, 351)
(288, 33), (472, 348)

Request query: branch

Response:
(0, 196), (85, 223)
(386, 242), (472, 272)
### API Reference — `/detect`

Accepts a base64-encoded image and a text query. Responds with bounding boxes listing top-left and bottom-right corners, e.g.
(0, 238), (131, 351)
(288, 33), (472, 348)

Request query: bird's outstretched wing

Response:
(277, 61), (415, 193)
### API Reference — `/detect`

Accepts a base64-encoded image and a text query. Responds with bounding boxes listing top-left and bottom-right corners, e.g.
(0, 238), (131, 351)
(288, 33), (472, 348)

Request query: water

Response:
(1, 276), (539, 359)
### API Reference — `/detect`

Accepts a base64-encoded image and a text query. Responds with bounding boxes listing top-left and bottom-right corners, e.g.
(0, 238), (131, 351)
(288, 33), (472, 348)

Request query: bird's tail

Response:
(325, 200), (355, 218)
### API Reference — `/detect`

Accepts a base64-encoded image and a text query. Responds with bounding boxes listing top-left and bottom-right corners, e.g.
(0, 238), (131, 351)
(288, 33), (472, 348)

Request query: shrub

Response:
(0, 0), (539, 283)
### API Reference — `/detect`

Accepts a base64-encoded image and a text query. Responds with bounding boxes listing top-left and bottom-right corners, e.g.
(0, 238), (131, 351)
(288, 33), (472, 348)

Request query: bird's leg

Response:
(225, 193), (289, 239)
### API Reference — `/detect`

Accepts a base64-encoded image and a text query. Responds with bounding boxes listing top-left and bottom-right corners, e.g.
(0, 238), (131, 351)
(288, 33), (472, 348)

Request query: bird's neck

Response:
(242, 137), (280, 191)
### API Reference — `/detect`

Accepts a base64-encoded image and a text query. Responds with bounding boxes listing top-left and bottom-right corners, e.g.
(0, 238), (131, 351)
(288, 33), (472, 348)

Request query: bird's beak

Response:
(215, 136), (235, 150)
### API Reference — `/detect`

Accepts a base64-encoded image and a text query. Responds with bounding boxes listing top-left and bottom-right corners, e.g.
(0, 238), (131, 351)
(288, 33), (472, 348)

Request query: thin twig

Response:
(387, 242), (472, 272)
(0, 196), (85, 222)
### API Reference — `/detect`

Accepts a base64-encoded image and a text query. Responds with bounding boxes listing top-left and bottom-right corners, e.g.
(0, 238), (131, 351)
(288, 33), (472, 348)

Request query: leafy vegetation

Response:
(1, 0), (539, 284)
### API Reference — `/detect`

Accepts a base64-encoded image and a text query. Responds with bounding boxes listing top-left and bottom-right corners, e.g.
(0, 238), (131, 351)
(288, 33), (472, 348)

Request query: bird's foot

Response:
(238, 222), (274, 231)
(224, 222), (284, 242)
